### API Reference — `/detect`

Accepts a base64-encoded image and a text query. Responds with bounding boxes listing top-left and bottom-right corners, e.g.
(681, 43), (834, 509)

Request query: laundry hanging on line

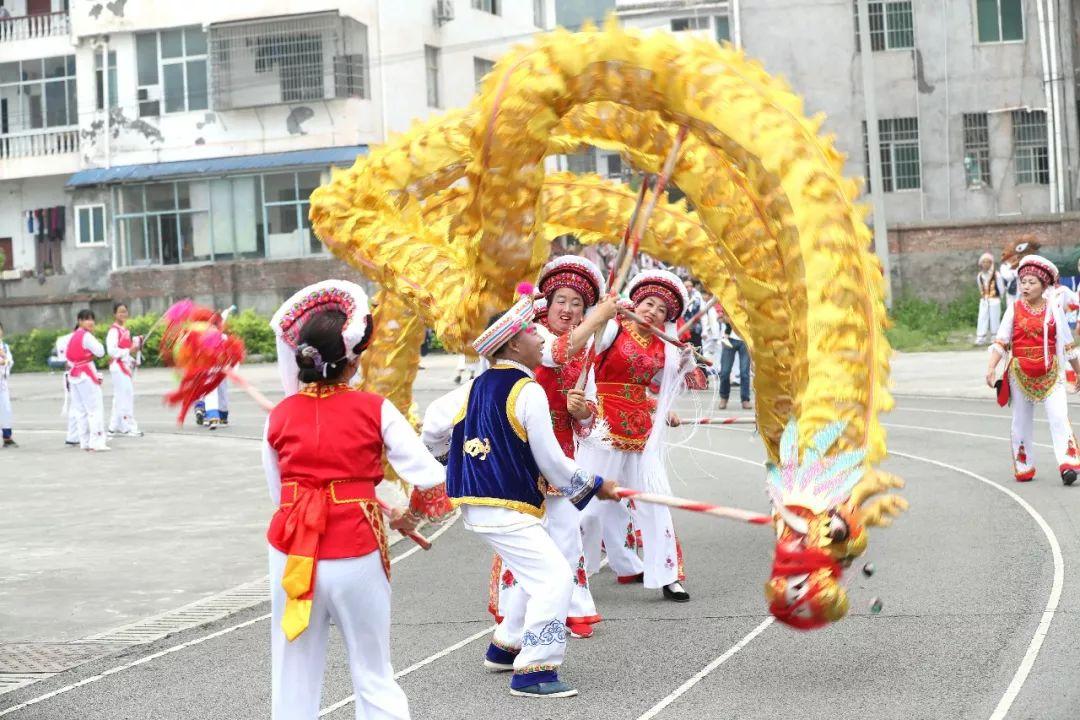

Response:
(25, 206), (66, 239)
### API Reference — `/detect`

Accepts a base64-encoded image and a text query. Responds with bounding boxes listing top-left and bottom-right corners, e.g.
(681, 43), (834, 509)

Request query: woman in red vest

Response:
(66, 309), (109, 452)
(264, 280), (447, 720)
(106, 302), (142, 437)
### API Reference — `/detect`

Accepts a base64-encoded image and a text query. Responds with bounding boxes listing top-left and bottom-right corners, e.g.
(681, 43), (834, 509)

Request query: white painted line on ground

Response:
(890, 406), (1045, 423)
(319, 555), (612, 717)
(890, 450), (1064, 720)
(636, 616), (775, 720)
(884, 422), (1053, 450)
(0, 512), (461, 717)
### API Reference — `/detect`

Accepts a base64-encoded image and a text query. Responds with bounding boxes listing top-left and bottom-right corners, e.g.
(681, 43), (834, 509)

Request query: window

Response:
(962, 112), (991, 188)
(715, 15), (731, 42)
(425, 45), (440, 107)
(854, 1), (914, 51)
(671, 16), (709, 32)
(533, 0), (546, 27)
(76, 205), (106, 247)
(566, 148), (597, 174)
(114, 171), (330, 267)
(95, 50), (117, 111)
(135, 26), (208, 116)
(0, 56), (77, 134)
(977, 0), (1023, 43)
(472, 0), (499, 14)
(474, 57), (494, 93)
(862, 117), (921, 192)
(605, 153), (622, 178)
(209, 13), (369, 110)
(1013, 110), (1049, 185)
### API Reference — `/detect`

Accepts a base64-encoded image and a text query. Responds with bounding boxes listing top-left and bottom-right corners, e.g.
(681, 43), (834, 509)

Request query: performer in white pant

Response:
(576, 270), (694, 601)
(579, 493), (644, 580)
(106, 302), (142, 436)
(987, 255), (1080, 485)
(445, 292), (620, 698)
(66, 310), (109, 452)
(0, 322), (13, 448)
(264, 280), (447, 720)
(976, 253), (1004, 345)
(54, 332), (79, 445)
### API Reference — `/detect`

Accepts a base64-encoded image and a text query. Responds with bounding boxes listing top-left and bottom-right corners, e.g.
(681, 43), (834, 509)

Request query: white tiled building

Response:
(0, 0), (554, 332)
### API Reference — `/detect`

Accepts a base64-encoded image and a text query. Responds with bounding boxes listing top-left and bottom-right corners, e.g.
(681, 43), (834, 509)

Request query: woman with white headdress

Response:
(577, 269), (695, 602)
(263, 280), (447, 719)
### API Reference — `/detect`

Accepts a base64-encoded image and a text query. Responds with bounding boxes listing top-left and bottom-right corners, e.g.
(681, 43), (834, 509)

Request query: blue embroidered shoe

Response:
(483, 642), (518, 672)
(510, 681), (578, 698)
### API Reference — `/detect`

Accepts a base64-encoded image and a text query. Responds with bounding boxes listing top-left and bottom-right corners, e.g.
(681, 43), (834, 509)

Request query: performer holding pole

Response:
(986, 255), (1080, 485)
(577, 269), (696, 602)
(106, 302), (143, 437)
(263, 280), (447, 719)
(445, 290), (621, 698)
(66, 310), (109, 452)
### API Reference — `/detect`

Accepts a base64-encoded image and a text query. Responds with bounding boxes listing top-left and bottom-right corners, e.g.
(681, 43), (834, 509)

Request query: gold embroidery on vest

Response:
(463, 437), (492, 460)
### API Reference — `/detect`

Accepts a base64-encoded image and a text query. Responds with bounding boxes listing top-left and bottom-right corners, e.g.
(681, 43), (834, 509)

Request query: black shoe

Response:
(662, 582), (690, 602)
(2, 439), (15, 448)
(194, 408), (205, 425)
(1063, 469), (1077, 486)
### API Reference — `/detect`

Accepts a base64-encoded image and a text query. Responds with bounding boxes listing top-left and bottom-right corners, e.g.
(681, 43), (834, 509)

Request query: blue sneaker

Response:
(509, 681), (578, 698)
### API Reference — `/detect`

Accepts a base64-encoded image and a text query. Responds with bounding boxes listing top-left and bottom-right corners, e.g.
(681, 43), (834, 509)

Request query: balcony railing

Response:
(0, 12), (70, 42)
(0, 128), (79, 160)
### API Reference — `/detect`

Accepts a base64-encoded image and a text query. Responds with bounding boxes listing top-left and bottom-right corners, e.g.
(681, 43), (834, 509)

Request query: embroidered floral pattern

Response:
(515, 663), (558, 676)
(574, 556), (588, 588)
(501, 568), (517, 590)
(624, 521), (636, 550)
(522, 620), (566, 647)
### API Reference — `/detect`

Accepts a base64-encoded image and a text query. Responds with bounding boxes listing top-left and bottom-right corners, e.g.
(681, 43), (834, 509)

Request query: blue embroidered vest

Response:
(447, 365), (545, 517)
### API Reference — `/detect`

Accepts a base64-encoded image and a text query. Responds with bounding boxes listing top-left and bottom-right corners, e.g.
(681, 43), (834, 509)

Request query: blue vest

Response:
(447, 365), (545, 517)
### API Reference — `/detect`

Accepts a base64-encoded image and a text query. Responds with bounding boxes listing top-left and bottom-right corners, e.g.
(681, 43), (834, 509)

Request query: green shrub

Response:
(886, 287), (981, 351)
(8, 309), (277, 373)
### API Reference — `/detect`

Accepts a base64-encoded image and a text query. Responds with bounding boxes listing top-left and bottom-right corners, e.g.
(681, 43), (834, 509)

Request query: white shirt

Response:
(67, 331), (105, 385)
(106, 325), (135, 369)
(262, 398), (445, 506)
(423, 359), (595, 533)
(0, 341), (11, 386)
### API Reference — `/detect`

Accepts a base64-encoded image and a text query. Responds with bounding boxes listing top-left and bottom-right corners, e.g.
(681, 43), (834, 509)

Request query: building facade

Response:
(0, 0), (554, 332)
(616, 0), (1080, 300)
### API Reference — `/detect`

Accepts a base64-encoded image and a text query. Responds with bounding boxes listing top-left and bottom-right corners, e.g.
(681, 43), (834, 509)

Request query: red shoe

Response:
(567, 622), (593, 639)
(581, 614), (603, 625)
(617, 572), (645, 585)
(1015, 469), (1036, 482)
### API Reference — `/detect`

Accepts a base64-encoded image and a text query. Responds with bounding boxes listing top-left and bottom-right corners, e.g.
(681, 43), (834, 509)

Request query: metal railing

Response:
(0, 128), (79, 159)
(0, 12), (70, 42)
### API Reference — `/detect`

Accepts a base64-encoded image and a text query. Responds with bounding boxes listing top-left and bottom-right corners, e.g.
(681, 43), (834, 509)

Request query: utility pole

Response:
(856, 0), (893, 307)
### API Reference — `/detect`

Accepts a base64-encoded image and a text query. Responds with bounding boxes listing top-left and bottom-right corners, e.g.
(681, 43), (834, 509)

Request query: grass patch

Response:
(886, 287), (981, 352)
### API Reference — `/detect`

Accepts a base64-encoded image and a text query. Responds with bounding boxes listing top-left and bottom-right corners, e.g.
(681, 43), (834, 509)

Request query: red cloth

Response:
(593, 319), (665, 452)
(1012, 301), (1056, 377)
(66, 328), (101, 385)
(266, 387), (385, 560)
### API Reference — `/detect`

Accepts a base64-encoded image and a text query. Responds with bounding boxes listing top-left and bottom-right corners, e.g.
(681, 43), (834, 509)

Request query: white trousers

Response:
(269, 548), (409, 720)
(579, 496), (644, 579)
(63, 375), (78, 443)
(476, 522), (572, 675)
(204, 381), (229, 417)
(1010, 381), (1080, 479)
(69, 380), (107, 450)
(0, 384), (11, 431)
(108, 365), (139, 434)
(494, 497), (598, 624)
(577, 445), (678, 588)
(976, 297), (1002, 344)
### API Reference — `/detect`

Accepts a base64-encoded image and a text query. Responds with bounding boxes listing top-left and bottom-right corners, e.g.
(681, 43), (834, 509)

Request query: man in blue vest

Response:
(446, 292), (621, 699)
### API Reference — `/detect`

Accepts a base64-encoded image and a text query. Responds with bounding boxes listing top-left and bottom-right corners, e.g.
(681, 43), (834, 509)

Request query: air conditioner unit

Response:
(434, 0), (454, 27)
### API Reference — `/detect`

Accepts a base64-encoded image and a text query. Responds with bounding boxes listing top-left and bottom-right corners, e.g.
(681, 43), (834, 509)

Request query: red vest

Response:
(593, 319), (665, 452)
(66, 328), (101, 385)
(110, 324), (133, 377)
(266, 385), (387, 561)
(1012, 301), (1056, 378)
(535, 331), (590, 458)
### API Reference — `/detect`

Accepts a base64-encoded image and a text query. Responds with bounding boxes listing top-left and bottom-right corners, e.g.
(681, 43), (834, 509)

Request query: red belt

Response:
(278, 478), (377, 507)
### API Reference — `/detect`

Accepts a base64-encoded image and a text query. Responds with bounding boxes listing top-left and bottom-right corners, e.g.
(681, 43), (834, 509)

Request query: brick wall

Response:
(108, 256), (376, 319)
(888, 212), (1080, 302)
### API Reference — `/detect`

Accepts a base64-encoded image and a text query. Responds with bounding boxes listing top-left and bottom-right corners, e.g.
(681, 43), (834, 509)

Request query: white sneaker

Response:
(89, 446), (112, 453)
(123, 430), (144, 438)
